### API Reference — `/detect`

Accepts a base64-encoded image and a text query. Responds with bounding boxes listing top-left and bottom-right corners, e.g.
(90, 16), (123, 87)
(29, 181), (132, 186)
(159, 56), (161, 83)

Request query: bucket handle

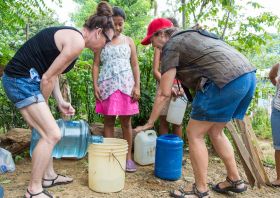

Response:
(111, 153), (126, 172)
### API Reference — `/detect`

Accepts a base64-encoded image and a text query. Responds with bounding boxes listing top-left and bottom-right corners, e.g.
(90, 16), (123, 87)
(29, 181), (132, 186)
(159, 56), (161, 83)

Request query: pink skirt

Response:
(96, 90), (139, 115)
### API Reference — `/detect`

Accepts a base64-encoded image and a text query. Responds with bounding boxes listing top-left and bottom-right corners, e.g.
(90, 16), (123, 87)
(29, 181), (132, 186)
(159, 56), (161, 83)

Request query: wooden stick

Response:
(226, 122), (256, 186)
(237, 120), (268, 186)
(237, 119), (271, 185)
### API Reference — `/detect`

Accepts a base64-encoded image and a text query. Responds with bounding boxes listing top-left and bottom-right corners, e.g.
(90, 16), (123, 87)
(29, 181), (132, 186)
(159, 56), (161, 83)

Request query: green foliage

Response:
(72, 0), (151, 39)
(251, 107), (272, 139)
(0, 1), (62, 67)
(0, 0), (61, 31)
(263, 155), (275, 167)
(65, 60), (103, 123)
(132, 44), (156, 126)
(180, 0), (280, 54)
(0, 175), (11, 184)
(71, 0), (98, 27)
(249, 34), (280, 69)
(110, 0), (151, 39)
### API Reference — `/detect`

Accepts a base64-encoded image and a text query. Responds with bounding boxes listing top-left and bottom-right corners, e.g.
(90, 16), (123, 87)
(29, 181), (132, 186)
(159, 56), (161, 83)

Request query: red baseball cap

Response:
(141, 18), (173, 45)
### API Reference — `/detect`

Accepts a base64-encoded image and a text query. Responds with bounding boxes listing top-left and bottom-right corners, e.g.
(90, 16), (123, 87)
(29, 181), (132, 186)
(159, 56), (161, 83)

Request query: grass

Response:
(263, 155), (275, 167)
(251, 107), (272, 140)
(0, 175), (11, 184)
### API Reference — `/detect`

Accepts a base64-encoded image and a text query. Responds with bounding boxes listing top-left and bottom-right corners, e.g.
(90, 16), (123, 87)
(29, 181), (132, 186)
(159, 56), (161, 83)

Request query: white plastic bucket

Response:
(134, 130), (157, 165)
(88, 138), (128, 193)
(166, 95), (188, 125)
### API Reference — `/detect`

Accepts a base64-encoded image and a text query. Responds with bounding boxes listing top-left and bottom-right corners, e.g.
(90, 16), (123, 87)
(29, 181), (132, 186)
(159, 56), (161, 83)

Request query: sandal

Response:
(170, 183), (210, 198)
(42, 174), (73, 188)
(24, 188), (53, 198)
(272, 183), (280, 187)
(126, 160), (137, 172)
(212, 176), (247, 193)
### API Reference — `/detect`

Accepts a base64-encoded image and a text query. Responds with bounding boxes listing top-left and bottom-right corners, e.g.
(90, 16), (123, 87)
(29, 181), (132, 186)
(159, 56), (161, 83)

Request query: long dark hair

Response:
(83, 1), (114, 33)
(113, 6), (126, 20)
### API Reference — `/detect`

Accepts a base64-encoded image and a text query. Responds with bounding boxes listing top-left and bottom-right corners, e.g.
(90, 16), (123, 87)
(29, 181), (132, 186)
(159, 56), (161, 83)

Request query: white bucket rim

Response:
(89, 151), (128, 157)
(89, 145), (128, 149)
(89, 149), (128, 154)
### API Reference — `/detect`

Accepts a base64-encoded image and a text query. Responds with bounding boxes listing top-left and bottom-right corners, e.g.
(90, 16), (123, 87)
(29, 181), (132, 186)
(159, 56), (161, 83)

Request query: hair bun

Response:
(96, 1), (113, 16)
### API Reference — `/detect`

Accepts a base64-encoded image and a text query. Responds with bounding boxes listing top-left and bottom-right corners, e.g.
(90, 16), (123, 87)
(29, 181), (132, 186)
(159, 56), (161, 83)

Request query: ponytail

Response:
(83, 1), (114, 32)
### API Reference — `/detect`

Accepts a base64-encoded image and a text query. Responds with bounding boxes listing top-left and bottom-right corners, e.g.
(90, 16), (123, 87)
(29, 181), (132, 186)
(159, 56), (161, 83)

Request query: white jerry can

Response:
(134, 130), (157, 165)
(166, 95), (188, 125)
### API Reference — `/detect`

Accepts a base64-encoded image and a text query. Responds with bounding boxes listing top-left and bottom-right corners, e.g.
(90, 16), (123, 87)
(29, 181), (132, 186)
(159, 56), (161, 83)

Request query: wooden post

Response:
(226, 122), (256, 186)
(226, 117), (271, 188)
(237, 119), (270, 186)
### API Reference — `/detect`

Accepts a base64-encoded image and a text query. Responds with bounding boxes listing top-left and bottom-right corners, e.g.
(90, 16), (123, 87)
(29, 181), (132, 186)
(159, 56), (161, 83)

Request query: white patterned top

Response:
(98, 35), (135, 100)
(274, 66), (280, 110)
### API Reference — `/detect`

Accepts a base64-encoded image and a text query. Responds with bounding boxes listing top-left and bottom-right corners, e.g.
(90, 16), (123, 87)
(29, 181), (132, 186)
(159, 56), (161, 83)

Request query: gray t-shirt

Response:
(161, 31), (256, 89)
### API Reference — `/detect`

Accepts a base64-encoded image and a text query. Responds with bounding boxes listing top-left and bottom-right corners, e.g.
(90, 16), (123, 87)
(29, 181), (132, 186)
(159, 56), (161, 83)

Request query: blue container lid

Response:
(157, 134), (183, 146)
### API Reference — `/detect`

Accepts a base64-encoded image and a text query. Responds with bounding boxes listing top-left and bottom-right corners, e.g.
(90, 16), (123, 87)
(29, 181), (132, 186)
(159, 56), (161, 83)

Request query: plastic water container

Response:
(154, 134), (183, 180)
(88, 138), (128, 193)
(0, 148), (15, 174)
(0, 185), (3, 198)
(134, 130), (157, 165)
(166, 95), (188, 125)
(30, 119), (103, 159)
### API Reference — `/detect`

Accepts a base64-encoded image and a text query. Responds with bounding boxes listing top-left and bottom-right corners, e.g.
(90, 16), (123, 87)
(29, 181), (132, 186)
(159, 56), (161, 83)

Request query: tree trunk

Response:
(0, 67), (3, 77)
(59, 75), (71, 120)
(0, 128), (31, 155)
(181, 0), (186, 28)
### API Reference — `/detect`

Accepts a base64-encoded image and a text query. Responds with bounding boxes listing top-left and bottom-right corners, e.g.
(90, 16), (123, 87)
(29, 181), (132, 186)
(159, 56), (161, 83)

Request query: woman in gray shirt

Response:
(136, 18), (256, 198)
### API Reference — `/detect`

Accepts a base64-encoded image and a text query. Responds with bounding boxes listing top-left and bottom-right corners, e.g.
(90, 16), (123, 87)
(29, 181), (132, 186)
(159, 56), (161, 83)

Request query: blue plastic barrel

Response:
(30, 119), (103, 159)
(154, 134), (183, 180)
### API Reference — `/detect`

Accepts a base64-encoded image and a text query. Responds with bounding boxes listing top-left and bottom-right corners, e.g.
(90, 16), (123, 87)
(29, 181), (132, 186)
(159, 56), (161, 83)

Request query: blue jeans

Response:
(191, 72), (256, 122)
(2, 69), (45, 109)
(271, 106), (280, 150)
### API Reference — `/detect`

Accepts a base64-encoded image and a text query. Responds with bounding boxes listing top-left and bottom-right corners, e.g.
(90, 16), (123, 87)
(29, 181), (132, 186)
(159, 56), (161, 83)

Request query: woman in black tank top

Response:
(2, 2), (114, 198)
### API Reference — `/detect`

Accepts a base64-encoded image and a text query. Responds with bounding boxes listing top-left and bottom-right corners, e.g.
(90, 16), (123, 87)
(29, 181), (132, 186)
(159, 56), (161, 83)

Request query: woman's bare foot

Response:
(25, 188), (53, 198)
(42, 174), (73, 188)
(271, 179), (280, 187)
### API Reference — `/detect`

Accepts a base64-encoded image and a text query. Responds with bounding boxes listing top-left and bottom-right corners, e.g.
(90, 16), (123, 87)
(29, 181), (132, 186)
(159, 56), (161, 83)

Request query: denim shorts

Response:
(271, 107), (280, 150)
(191, 72), (256, 122)
(2, 69), (45, 109)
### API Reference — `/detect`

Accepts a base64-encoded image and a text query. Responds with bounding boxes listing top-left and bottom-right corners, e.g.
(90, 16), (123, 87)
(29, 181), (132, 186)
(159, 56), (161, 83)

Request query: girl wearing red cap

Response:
(150, 18), (183, 138)
(93, 6), (140, 172)
(136, 18), (256, 197)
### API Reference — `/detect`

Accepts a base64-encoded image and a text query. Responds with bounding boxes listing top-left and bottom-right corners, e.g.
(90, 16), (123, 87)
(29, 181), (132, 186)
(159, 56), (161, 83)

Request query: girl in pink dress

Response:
(92, 7), (140, 172)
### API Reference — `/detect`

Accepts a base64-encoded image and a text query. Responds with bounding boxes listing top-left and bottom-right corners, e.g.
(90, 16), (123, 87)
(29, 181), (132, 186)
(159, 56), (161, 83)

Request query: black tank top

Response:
(5, 26), (83, 78)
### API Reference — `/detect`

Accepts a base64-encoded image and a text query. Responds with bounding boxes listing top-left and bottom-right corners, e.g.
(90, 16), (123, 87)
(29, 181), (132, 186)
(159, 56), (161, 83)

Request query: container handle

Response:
(146, 130), (156, 136)
(112, 153), (126, 172)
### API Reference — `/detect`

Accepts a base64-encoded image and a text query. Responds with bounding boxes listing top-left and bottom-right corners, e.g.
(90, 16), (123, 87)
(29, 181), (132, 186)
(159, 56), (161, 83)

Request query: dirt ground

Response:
(1, 145), (280, 198)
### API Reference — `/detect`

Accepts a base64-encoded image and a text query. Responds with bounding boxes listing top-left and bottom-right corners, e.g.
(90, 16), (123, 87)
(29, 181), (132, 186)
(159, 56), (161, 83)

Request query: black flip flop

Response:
(170, 184), (209, 198)
(212, 176), (247, 193)
(24, 188), (53, 198)
(272, 183), (280, 188)
(42, 174), (73, 188)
